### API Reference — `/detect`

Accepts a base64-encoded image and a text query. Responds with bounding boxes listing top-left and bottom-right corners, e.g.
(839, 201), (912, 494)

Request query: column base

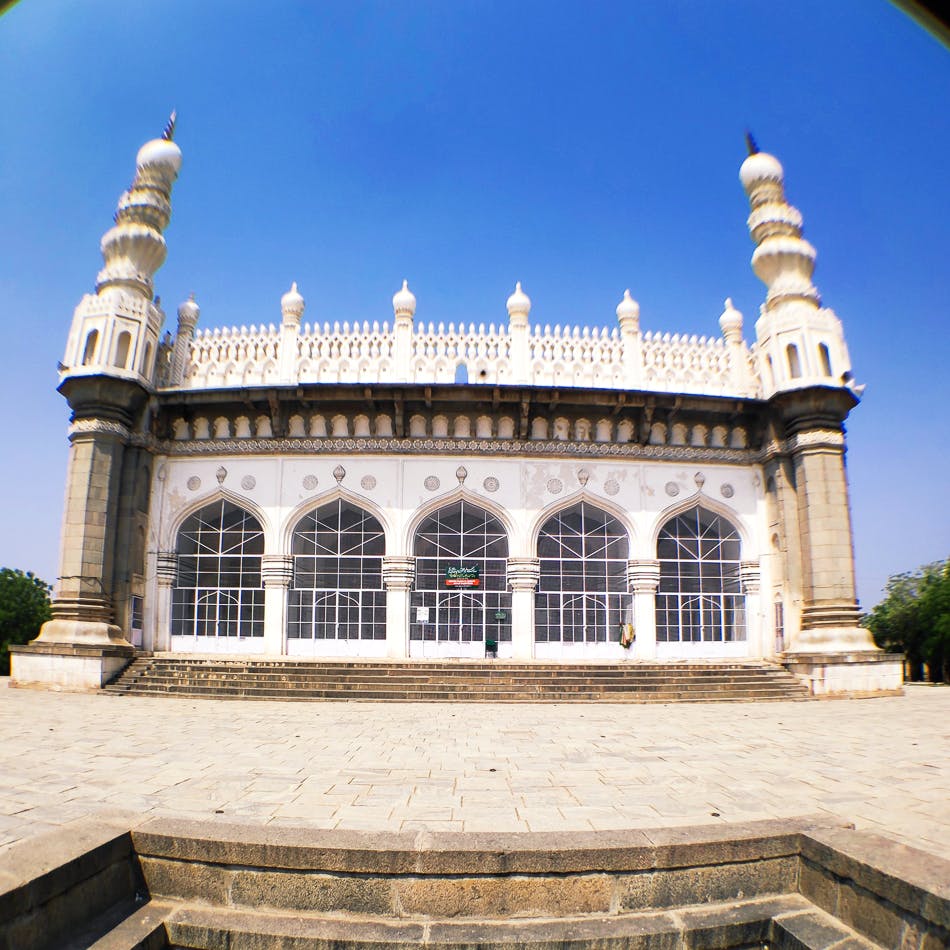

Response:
(9, 641), (135, 691)
(35, 618), (134, 648)
(782, 650), (904, 697)
(786, 625), (877, 653)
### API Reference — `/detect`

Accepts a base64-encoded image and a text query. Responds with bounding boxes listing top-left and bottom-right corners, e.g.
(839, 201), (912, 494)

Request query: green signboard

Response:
(445, 565), (481, 588)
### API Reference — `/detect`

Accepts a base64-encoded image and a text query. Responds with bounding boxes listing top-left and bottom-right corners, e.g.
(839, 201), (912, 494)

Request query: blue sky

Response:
(1, 0), (947, 605)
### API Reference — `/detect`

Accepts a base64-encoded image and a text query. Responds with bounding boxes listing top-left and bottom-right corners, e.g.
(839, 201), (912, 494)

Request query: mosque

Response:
(11, 119), (901, 695)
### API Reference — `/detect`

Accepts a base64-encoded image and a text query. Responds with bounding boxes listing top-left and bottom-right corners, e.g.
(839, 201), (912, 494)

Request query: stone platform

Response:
(0, 682), (946, 860)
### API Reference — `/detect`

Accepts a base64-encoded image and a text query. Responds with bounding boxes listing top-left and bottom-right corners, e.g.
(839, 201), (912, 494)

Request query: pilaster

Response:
(739, 560), (762, 658)
(261, 555), (294, 655)
(627, 559), (660, 660)
(383, 556), (415, 659)
(507, 557), (540, 660)
(154, 552), (177, 652)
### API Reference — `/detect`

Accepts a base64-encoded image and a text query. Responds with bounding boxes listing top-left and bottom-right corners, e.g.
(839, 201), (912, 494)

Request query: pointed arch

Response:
(533, 499), (632, 645)
(649, 493), (751, 552)
(529, 491), (636, 552)
(287, 496), (387, 643)
(402, 485), (518, 554)
(170, 496), (266, 639)
(280, 484), (395, 554)
(164, 487), (274, 554)
(654, 502), (746, 645)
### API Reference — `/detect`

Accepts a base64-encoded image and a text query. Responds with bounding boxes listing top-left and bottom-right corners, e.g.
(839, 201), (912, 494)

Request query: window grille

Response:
(171, 500), (265, 637)
(411, 501), (510, 643)
(535, 503), (630, 643)
(656, 506), (745, 642)
(288, 500), (386, 640)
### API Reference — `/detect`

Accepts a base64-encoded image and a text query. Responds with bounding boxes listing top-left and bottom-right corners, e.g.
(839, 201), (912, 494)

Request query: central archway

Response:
(410, 500), (511, 658)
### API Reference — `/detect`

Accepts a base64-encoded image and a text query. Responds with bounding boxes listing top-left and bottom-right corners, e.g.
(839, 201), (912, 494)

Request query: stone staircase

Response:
(103, 657), (810, 702)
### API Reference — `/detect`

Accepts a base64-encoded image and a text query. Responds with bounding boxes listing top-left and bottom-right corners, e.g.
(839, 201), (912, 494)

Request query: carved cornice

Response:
(785, 428), (845, 453)
(68, 418), (131, 441)
(152, 435), (755, 464)
(627, 559), (661, 593)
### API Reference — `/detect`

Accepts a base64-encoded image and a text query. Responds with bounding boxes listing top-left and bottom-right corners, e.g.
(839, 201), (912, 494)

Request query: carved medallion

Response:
(483, 476), (499, 493)
(547, 478), (563, 494)
(694, 472), (706, 490)
(333, 465), (346, 483)
(720, 483), (735, 499)
(241, 475), (256, 491)
(424, 475), (441, 491)
(455, 466), (468, 484)
(187, 476), (201, 491)
(665, 481), (680, 497)
(216, 466), (227, 484)
(302, 474), (318, 491)
(604, 479), (620, 496)
(577, 469), (590, 486)
(361, 475), (377, 491)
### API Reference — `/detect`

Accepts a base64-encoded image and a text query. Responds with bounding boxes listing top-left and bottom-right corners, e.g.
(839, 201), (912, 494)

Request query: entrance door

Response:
(410, 500), (511, 658)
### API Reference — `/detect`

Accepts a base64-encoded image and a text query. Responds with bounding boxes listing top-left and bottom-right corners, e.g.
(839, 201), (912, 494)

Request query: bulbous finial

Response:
(506, 281), (531, 318)
(739, 148), (784, 192)
(616, 289), (640, 328)
(719, 297), (743, 342)
(392, 279), (416, 318)
(281, 281), (305, 323)
(136, 112), (182, 174)
(177, 292), (200, 327)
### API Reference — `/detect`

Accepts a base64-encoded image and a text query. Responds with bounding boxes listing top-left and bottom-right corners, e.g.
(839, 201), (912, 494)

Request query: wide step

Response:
(104, 658), (809, 702)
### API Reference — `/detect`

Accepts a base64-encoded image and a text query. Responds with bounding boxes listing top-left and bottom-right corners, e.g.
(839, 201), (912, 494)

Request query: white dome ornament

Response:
(718, 298), (743, 344)
(506, 281), (531, 324)
(392, 279), (416, 319)
(281, 281), (305, 325)
(738, 132), (783, 191)
(616, 289), (640, 333)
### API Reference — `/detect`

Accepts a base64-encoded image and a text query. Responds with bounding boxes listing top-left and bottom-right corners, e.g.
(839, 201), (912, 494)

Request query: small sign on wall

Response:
(445, 565), (480, 588)
(416, 607), (430, 623)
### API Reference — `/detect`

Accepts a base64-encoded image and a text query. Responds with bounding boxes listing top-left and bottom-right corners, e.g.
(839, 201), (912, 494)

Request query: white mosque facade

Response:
(12, 121), (902, 694)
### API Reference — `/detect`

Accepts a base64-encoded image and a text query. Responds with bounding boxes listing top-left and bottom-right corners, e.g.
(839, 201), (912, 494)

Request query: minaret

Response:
(741, 141), (880, 665)
(61, 112), (182, 386)
(15, 119), (184, 685)
(740, 139), (853, 396)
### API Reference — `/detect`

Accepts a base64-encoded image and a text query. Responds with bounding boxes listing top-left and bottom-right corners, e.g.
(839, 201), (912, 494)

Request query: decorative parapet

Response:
(160, 317), (761, 397)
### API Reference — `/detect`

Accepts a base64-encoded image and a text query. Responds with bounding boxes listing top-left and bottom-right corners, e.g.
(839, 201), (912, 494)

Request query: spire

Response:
(739, 147), (819, 311)
(162, 109), (177, 141)
(96, 119), (183, 299)
(744, 130), (759, 156)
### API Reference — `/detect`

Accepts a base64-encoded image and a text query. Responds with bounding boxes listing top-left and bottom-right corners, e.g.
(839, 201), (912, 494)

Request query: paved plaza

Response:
(0, 682), (947, 862)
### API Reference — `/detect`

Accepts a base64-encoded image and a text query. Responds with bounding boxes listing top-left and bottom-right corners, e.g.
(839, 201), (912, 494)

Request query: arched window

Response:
(142, 341), (153, 374)
(817, 342), (832, 376)
(786, 343), (802, 379)
(536, 503), (630, 643)
(81, 330), (99, 365)
(411, 501), (510, 646)
(171, 500), (264, 637)
(288, 500), (385, 641)
(656, 506), (745, 643)
(454, 362), (469, 384)
(114, 331), (132, 369)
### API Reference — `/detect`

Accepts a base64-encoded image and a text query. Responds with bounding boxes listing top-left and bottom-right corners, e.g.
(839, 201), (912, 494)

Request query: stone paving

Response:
(0, 681), (947, 861)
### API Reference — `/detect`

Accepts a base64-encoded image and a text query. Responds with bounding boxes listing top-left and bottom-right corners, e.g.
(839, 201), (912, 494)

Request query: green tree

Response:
(865, 559), (950, 682)
(0, 568), (52, 675)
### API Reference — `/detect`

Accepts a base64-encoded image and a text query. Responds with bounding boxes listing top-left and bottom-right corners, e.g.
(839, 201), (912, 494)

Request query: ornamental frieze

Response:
(150, 434), (755, 464)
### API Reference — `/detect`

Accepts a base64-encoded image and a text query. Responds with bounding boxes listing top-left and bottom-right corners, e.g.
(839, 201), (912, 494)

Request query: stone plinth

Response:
(782, 651), (903, 697)
(10, 642), (135, 691)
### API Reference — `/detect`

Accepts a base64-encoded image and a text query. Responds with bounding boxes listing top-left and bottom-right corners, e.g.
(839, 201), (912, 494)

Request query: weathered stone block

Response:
(619, 856), (797, 911)
(227, 868), (393, 916)
(836, 877), (906, 948)
(395, 872), (613, 918)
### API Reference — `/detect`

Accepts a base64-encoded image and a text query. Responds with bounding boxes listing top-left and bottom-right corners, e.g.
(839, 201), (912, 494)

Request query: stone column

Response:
(154, 552), (177, 652)
(383, 556), (415, 659)
(261, 555), (294, 656)
(507, 557), (540, 660)
(38, 410), (138, 647)
(783, 417), (875, 652)
(627, 559), (660, 660)
(739, 560), (762, 657)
